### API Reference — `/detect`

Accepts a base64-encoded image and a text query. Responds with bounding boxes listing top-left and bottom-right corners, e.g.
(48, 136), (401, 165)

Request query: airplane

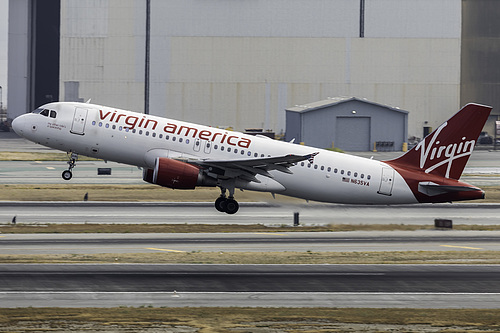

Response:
(11, 101), (492, 214)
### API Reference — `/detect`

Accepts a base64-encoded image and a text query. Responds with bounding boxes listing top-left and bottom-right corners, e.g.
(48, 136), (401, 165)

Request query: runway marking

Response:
(45, 167), (56, 170)
(253, 233), (288, 236)
(440, 245), (483, 250)
(146, 247), (185, 253)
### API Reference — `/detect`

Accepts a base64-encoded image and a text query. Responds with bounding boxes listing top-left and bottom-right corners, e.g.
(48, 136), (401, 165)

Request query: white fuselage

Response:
(13, 102), (418, 204)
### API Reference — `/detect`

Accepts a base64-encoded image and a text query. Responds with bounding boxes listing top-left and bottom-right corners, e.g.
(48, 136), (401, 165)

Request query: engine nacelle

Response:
(143, 157), (214, 189)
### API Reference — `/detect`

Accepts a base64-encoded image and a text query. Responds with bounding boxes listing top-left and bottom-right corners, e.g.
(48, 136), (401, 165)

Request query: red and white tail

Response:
(385, 103), (492, 180)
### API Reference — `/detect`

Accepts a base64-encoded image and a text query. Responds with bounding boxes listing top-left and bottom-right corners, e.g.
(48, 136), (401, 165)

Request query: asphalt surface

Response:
(1, 264), (499, 308)
(2, 231), (500, 254)
(2, 201), (500, 226)
(2, 133), (500, 309)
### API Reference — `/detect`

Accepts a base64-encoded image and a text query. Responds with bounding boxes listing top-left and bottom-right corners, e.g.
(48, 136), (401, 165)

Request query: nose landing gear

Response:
(62, 152), (78, 181)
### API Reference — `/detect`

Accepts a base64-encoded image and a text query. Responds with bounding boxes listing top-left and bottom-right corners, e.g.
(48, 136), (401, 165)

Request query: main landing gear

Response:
(62, 152), (78, 181)
(215, 186), (239, 214)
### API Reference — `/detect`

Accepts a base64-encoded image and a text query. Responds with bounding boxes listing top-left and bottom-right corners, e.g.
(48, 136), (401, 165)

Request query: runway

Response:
(1, 264), (499, 308)
(2, 231), (500, 254)
(1, 137), (500, 309)
(2, 201), (500, 225)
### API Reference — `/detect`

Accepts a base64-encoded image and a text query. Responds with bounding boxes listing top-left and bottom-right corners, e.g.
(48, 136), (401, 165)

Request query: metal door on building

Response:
(335, 117), (370, 151)
(70, 108), (88, 135)
(377, 167), (394, 196)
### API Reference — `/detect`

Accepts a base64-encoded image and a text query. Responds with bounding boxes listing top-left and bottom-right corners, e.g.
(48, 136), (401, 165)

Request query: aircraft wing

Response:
(184, 153), (318, 183)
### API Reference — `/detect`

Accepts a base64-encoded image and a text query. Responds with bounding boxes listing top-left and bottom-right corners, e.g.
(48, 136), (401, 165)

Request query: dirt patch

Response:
(1, 250), (500, 265)
(1, 308), (499, 333)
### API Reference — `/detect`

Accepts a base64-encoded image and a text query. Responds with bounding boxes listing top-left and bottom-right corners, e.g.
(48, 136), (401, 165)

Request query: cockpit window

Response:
(32, 108), (56, 118)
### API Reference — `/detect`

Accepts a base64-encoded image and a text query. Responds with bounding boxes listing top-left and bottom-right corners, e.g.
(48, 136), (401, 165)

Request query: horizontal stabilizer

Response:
(418, 181), (481, 197)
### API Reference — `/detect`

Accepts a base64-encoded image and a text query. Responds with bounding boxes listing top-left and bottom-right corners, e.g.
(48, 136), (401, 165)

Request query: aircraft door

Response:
(70, 107), (88, 135)
(193, 138), (201, 152)
(204, 141), (212, 154)
(377, 167), (394, 196)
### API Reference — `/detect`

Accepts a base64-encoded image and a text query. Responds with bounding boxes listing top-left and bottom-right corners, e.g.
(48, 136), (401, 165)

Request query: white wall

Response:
(59, 0), (462, 138)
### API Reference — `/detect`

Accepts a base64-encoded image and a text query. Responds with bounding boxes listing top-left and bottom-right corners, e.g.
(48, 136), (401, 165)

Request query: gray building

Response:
(286, 97), (408, 152)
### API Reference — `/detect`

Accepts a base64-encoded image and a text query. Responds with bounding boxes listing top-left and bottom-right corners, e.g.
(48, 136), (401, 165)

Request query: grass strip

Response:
(0, 307), (499, 332)
(2, 184), (500, 202)
(0, 184), (260, 202)
(1, 250), (499, 264)
(0, 152), (99, 161)
(2, 223), (500, 233)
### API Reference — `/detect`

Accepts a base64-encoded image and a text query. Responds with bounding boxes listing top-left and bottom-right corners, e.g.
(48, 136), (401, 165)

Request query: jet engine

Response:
(143, 157), (215, 189)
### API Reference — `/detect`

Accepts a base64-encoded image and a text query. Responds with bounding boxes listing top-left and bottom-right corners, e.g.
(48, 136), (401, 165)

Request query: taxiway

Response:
(1, 264), (499, 308)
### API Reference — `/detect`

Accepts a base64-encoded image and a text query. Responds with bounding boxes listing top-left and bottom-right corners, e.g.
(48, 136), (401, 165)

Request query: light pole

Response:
(144, 0), (150, 115)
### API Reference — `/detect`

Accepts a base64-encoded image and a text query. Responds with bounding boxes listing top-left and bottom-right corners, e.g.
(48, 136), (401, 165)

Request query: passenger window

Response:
(347, 171), (351, 176)
(314, 165), (318, 169)
(354, 172), (358, 177)
(367, 175), (371, 180)
(327, 167), (331, 172)
(321, 166), (324, 171)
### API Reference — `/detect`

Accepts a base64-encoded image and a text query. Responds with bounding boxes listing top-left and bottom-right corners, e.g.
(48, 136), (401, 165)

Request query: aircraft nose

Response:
(11, 115), (26, 137)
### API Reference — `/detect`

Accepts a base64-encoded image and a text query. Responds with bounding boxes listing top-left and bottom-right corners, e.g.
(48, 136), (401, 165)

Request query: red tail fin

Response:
(385, 103), (492, 180)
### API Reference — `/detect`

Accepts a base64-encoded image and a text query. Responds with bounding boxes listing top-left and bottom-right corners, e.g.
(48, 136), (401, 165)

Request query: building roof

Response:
(286, 97), (409, 114)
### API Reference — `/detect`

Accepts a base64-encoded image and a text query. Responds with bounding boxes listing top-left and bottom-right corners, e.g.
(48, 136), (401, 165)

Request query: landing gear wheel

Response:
(62, 152), (78, 181)
(225, 199), (239, 215)
(62, 170), (73, 181)
(215, 197), (227, 213)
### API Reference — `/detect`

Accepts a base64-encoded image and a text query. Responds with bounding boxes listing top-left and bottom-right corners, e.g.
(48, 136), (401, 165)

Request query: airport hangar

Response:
(285, 97), (408, 152)
(6, 0), (500, 150)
